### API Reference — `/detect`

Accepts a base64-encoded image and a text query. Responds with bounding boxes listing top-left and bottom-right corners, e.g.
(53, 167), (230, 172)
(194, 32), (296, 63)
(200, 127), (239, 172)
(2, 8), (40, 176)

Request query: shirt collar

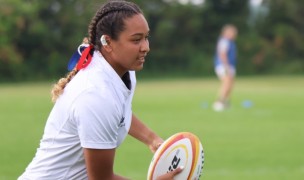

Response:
(92, 51), (131, 95)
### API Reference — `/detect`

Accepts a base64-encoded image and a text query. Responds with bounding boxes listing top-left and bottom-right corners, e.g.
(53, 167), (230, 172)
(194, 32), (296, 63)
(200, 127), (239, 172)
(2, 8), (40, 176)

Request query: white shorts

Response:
(215, 65), (236, 79)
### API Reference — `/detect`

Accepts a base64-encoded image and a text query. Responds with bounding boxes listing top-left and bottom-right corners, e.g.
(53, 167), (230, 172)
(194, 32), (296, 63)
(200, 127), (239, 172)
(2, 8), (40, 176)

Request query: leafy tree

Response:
(0, 0), (97, 80)
(254, 0), (304, 73)
(0, 0), (303, 81)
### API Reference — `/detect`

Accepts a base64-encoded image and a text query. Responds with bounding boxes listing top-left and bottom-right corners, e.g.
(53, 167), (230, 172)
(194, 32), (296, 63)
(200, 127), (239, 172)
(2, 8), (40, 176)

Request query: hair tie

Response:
(67, 44), (93, 71)
(76, 45), (94, 71)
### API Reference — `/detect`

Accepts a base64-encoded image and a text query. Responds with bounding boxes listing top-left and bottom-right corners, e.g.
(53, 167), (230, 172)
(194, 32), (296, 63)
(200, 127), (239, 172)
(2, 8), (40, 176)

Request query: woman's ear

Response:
(100, 35), (108, 46)
(101, 35), (113, 52)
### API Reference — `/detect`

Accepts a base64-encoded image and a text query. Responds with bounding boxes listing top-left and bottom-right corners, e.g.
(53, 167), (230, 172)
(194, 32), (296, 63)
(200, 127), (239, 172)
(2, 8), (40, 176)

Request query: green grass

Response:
(0, 76), (303, 180)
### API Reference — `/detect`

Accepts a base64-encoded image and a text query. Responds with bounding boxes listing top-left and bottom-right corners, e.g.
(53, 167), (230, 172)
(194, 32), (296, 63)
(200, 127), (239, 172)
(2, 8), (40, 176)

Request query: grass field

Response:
(0, 76), (303, 180)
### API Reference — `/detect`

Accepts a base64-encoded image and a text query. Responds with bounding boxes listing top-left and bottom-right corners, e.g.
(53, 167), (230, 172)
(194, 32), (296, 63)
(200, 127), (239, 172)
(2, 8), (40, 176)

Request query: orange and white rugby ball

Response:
(147, 132), (204, 180)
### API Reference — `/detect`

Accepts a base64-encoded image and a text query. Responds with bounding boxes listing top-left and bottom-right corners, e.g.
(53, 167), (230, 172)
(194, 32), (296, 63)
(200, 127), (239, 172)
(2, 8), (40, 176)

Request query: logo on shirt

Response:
(119, 116), (125, 128)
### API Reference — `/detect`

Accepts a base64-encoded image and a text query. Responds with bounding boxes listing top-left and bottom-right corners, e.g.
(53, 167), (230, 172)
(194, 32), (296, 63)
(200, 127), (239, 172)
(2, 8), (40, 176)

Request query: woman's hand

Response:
(156, 166), (184, 180)
(148, 136), (163, 153)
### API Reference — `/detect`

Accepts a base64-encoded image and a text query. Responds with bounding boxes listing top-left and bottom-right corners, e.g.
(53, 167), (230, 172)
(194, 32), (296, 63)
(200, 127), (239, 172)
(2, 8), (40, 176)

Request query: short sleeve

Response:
(217, 39), (229, 53)
(72, 88), (121, 149)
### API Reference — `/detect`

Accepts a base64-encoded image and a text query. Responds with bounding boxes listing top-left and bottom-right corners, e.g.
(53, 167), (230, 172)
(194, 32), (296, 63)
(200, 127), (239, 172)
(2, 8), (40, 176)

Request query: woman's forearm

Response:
(129, 114), (163, 152)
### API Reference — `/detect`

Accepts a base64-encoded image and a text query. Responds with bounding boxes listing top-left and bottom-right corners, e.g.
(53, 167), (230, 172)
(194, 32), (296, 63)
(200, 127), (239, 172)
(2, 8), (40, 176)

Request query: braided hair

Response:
(88, 0), (142, 50)
(51, 1), (142, 102)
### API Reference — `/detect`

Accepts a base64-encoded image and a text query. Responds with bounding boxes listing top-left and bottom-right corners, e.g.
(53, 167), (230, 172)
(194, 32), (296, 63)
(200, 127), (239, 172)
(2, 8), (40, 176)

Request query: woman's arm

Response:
(219, 50), (229, 65)
(129, 114), (163, 153)
(83, 148), (129, 180)
(128, 114), (184, 179)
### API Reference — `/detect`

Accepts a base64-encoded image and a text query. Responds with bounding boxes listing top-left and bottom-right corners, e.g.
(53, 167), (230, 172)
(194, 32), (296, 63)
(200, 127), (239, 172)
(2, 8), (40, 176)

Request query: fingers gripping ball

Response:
(147, 132), (205, 180)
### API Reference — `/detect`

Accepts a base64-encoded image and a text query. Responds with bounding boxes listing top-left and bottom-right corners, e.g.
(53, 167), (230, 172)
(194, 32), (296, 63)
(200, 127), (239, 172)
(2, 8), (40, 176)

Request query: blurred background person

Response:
(213, 24), (238, 111)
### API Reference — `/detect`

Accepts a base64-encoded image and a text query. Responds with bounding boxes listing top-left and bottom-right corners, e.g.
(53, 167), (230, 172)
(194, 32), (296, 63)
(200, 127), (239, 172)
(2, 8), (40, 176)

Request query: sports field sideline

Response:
(0, 76), (303, 180)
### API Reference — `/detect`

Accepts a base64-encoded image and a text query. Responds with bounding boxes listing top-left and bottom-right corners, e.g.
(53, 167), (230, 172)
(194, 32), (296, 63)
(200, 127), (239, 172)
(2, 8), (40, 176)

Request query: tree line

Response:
(0, 0), (303, 81)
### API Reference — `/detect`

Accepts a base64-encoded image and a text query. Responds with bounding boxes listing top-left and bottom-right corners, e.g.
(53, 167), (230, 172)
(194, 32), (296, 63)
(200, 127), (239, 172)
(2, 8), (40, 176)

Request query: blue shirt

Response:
(214, 38), (237, 67)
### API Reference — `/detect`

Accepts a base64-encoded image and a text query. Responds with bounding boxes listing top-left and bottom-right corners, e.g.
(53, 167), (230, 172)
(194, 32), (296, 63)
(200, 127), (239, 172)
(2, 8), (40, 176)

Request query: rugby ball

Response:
(147, 132), (204, 180)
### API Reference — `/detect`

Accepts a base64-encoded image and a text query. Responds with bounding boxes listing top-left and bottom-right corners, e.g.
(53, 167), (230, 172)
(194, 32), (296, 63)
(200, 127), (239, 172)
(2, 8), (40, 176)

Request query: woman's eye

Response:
(132, 35), (149, 43)
(133, 39), (141, 43)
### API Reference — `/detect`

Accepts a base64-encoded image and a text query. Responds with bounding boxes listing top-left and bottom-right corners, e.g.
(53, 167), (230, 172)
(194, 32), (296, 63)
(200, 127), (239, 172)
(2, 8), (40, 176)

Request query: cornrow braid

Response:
(88, 1), (142, 50)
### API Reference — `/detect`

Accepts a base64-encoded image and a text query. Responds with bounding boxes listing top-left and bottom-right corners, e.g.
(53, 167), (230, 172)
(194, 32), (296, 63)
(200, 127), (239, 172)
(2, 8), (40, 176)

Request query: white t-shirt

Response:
(18, 51), (136, 180)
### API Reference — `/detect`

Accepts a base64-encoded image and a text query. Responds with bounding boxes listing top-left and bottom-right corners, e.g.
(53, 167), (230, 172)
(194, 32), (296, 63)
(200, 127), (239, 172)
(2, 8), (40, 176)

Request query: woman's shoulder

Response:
(72, 85), (118, 112)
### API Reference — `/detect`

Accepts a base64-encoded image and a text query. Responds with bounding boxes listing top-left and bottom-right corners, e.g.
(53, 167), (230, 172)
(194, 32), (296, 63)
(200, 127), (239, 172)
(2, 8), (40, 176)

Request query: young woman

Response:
(18, 1), (182, 179)
(213, 24), (238, 111)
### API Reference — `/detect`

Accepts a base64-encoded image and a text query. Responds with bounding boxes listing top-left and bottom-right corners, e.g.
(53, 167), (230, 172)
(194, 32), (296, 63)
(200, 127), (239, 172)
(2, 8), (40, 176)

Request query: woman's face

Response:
(225, 28), (237, 40)
(108, 14), (150, 76)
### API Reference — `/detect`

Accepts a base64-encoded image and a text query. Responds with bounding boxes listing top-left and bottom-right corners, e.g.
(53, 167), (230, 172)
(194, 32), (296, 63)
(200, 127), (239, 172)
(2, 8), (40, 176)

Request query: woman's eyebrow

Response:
(130, 31), (150, 37)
